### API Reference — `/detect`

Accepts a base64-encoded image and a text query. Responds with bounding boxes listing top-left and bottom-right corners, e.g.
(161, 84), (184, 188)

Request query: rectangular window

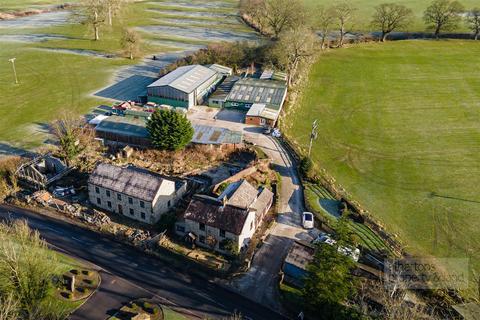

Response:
(95, 187), (100, 194)
(220, 229), (226, 238)
(176, 225), (185, 233)
(96, 198), (101, 205)
(128, 197), (133, 205)
(251, 221), (254, 230)
(199, 223), (205, 231)
(117, 194), (122, 201)
(141, 212), (146, 219)
(168, 200), (171, 207)
(107, 201), (112, 208)
(199, 235), (205, 244)
(140, 201), (145, 208)
(106, 190), (111, 197)
(129, 208), (134, 216)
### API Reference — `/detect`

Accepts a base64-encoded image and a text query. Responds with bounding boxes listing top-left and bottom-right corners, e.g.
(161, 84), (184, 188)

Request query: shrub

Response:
(299, 156), (313, 178)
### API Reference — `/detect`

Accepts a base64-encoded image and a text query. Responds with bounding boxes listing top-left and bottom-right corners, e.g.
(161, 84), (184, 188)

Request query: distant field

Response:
(284, 40), (480, 295)
(0, 0), (73, 12)
(303, 0), (478, 31)
(0, 0), (252, 149)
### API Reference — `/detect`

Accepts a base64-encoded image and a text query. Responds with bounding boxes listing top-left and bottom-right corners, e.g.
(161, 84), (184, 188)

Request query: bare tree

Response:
(466, 7), (480, 40)
(371, 3), (414, 42)
(80, 0), (106, 40)
(104, 0), (123, 26)
(121, 28), (142, 60)
(315, 5), (336, 49)
(423, 0), (465, 39)
(239, 0), (266, 32)
(274, 26), (317, 87)
(261, 0), (306, 39)
(333, 1), (357, 47)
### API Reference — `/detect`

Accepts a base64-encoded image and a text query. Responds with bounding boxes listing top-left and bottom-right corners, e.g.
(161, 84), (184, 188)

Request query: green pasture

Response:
(0, 0), (249, 148)
(285, 40), (480, 296)
(0, 0), (75, 12)
(303, 0), (479, 31)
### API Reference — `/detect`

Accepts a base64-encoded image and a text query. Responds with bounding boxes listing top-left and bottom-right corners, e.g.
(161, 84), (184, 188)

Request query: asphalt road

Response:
(0, 204), (288, 320)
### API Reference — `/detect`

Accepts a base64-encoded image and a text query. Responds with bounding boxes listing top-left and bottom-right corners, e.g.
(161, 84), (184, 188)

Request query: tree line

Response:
(241, 0), (480, 43)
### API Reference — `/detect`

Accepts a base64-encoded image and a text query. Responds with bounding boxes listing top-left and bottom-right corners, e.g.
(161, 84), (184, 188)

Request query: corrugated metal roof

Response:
(192, 124), (243, 145)
(147, 65), (217, 93)
(226, 78), (287, 109)
(246, 103), (280, 121)
(209, 76), (240, 101)
(95, 116), (149, 138)
(208, 64), (233, 75)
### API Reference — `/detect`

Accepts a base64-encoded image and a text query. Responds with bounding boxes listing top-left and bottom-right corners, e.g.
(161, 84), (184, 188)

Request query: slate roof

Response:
(89, 163), (164, 202)
(147, 65), (217, 93)
(226, 78), (288, 109)
(184, 195), (249, 235)
(222, 179), (258, 209)
(251, 187), (274, 214)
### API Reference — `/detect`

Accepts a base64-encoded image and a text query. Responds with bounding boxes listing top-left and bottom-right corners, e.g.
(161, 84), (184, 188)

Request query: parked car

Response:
(302, 212), (314, 229)
(312, 232), (360, 261)
(53, 186), (75, 197)
(271, 128), (281, 138)
(263, 127), (272, 135)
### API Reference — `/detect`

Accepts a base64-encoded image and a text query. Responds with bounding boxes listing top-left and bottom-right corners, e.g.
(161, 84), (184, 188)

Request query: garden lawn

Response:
(303, 0), (479, 31)
(284, 40), (480, 296)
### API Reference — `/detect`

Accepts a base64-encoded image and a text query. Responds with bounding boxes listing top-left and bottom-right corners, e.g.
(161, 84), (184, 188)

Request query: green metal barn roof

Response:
(226, 78), (287, 109)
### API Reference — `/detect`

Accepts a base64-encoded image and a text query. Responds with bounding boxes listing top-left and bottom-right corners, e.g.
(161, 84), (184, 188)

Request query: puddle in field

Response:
(147, 8), (231, 19)
(35, 47), (118, 58)
(154, 17), (241, 27)
(0, 11), (70, 29)
(147, 1), (235, 9)
(0, 33), (70, 42)
(139, 24), (256, 43)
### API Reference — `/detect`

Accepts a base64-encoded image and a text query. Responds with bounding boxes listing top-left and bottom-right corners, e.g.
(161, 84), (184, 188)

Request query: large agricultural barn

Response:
(147, 65), (224, 108)
(224, 78), (287, 110)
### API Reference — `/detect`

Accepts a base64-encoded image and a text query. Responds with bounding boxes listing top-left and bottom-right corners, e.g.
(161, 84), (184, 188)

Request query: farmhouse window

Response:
(107, 201), (112, 208)
(95, 187), (100, 194)
(176, 225), (185, 233)
(141, 212), (146, 220)
(199, 235), (205, 244)
(220, 229), (226, 238)
(128, 197), (133, 204)
(140, 201), (145, 208)
(96, 198), (101, 205)
(199, 223), (205, 231)
(117, 194), (122, 201)
(106, 190), (111, 197)
(129, 208), (134, 215)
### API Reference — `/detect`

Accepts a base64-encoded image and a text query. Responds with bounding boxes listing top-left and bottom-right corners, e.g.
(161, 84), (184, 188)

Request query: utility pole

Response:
(308, 119), (318, 157)
(8, 58), (18, 84)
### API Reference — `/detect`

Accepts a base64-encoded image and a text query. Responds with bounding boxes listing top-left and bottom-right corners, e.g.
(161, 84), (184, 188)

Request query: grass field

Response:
(285, 40), (480, 295)
(0, 0), (252, 149)
(0, 0), (73, 12)
(303, 0), (479, 31)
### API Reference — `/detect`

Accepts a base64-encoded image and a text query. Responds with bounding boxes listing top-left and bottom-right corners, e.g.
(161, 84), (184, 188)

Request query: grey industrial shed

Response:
(147, 65), (221, 108)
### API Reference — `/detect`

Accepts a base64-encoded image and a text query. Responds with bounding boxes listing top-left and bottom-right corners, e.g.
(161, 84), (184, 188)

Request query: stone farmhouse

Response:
(88, 163), (187, 224)
(176, 180), (273, 254)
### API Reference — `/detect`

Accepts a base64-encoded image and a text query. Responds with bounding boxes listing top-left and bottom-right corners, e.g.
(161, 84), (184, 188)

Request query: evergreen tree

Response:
(302, 243), (358, 319)
(146, 109), (194, 151)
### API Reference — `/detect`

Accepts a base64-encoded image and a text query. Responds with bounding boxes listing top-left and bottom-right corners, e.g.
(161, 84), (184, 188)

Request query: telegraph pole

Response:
(8, 58), (18, 84)
(308, 119), (318, 157)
